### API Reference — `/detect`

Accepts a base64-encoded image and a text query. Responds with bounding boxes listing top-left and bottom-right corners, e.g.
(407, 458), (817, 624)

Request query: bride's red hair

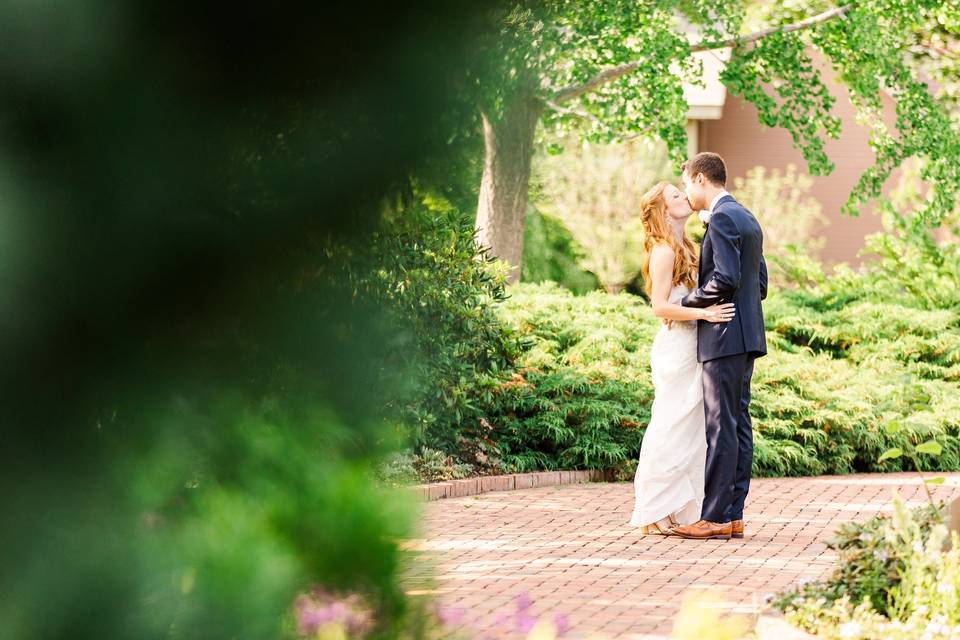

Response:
(639, 182), (698, 297)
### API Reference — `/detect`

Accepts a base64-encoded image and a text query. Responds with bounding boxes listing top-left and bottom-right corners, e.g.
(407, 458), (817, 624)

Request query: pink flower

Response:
(293, 589), (373, 637)
(435, 604), (466, 627)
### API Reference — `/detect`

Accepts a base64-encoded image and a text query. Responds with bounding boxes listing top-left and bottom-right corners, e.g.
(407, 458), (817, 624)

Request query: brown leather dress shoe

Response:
(732, 519), (744, 539)
(670, 519), (733, 540)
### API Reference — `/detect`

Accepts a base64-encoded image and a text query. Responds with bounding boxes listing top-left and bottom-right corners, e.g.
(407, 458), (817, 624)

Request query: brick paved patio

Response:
(400, 473), (960, 639)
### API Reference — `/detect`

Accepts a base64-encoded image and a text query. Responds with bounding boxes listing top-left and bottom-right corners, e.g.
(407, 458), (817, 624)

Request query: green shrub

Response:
(765, 202), (960, 384)
(130, 408), (417, 639)
(374, 448), (476, 485)
(751, 347), (960, 476)
(522, 206), (599, 295)
(336, 192), (520, 454)
(773, 495), (960, 640)
(484, 283), (653, 472)
(764, 294), (960, 382)
(474, 281), (960, 477)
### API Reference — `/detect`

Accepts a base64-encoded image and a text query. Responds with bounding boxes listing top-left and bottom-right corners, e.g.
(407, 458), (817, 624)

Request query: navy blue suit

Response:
(681, 194), (767, 524)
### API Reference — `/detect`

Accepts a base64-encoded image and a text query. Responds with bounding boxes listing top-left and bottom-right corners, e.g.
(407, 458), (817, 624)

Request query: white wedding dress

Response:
(630, 284), (707, 527)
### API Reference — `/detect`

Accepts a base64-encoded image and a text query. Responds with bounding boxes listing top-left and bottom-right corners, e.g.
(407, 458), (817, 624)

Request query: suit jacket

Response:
(681, 194), (767, 363)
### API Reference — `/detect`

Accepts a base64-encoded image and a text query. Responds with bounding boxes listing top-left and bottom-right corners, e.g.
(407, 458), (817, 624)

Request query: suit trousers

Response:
(700, 352), (757, 523)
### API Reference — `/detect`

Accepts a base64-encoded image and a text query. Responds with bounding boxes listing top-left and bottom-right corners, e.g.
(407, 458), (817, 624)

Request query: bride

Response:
(629, 182), (735, 536)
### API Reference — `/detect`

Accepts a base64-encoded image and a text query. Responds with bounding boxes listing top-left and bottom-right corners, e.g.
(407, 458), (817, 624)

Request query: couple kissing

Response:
(629, 152), (768, 541)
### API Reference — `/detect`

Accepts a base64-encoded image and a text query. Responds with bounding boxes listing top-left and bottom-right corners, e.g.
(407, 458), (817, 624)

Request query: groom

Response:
(670, 152), (768, 541)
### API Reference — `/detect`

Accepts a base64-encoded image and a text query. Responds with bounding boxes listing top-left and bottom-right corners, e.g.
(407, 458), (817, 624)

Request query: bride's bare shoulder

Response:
(649, 242), (676, 259)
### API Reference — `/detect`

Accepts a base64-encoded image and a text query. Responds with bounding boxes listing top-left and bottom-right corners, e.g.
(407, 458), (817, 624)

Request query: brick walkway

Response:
(400, 473), (960, 639)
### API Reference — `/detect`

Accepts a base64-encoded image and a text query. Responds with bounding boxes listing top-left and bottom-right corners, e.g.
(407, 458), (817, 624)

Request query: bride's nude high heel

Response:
(640, 517), (677, 536)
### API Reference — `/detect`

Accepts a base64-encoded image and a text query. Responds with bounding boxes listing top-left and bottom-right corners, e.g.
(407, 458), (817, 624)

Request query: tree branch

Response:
(543, 98), (606, 129)
(690, 4), (854, 53)
(910, 39), (960, 60)
(543, 98), (657, 141)
(552, 4), (855, 105)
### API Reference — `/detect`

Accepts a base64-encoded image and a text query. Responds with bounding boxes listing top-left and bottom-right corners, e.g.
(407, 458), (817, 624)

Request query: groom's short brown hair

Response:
(681, 152), (727, 187)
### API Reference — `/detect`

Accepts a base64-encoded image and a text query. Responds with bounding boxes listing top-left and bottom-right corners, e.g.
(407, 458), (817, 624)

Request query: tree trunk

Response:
(475, 94), (542, 283)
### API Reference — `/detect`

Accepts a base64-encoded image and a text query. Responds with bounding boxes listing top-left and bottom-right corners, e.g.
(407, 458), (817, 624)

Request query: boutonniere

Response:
(698, 210), (712, 225)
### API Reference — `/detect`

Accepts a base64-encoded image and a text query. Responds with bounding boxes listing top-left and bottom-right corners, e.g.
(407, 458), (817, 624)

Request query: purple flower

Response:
(293, 590), (373, 637)
(515, 611), (537, 634)
(344, 610), (373, 635)
(554, 614), (571, 637)
(515, 591), (533, 613)
(296, 609), (320, 634)
(295, 596), (326, 634)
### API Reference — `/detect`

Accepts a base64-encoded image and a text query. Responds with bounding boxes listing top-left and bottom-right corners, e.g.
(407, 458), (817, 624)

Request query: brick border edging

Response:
(406, 469), (609, 501)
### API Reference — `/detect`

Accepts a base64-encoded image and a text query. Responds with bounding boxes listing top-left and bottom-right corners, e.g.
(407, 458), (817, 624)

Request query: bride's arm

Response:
(649, 244), (735, 323)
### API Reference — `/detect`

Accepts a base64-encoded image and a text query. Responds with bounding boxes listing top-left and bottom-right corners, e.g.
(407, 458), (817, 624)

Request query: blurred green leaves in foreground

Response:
(0, 1), (501, 638)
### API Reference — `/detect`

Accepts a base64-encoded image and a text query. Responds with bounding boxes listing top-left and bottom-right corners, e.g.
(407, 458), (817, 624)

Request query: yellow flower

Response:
(526, 619), (557, 640)
(315, 622), (347, 640)
(670, 590), (750, 640)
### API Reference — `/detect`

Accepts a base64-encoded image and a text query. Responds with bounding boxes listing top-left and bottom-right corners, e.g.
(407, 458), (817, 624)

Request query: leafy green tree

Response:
(473, 1), (960, 280)
(897, 3), (960, 119)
